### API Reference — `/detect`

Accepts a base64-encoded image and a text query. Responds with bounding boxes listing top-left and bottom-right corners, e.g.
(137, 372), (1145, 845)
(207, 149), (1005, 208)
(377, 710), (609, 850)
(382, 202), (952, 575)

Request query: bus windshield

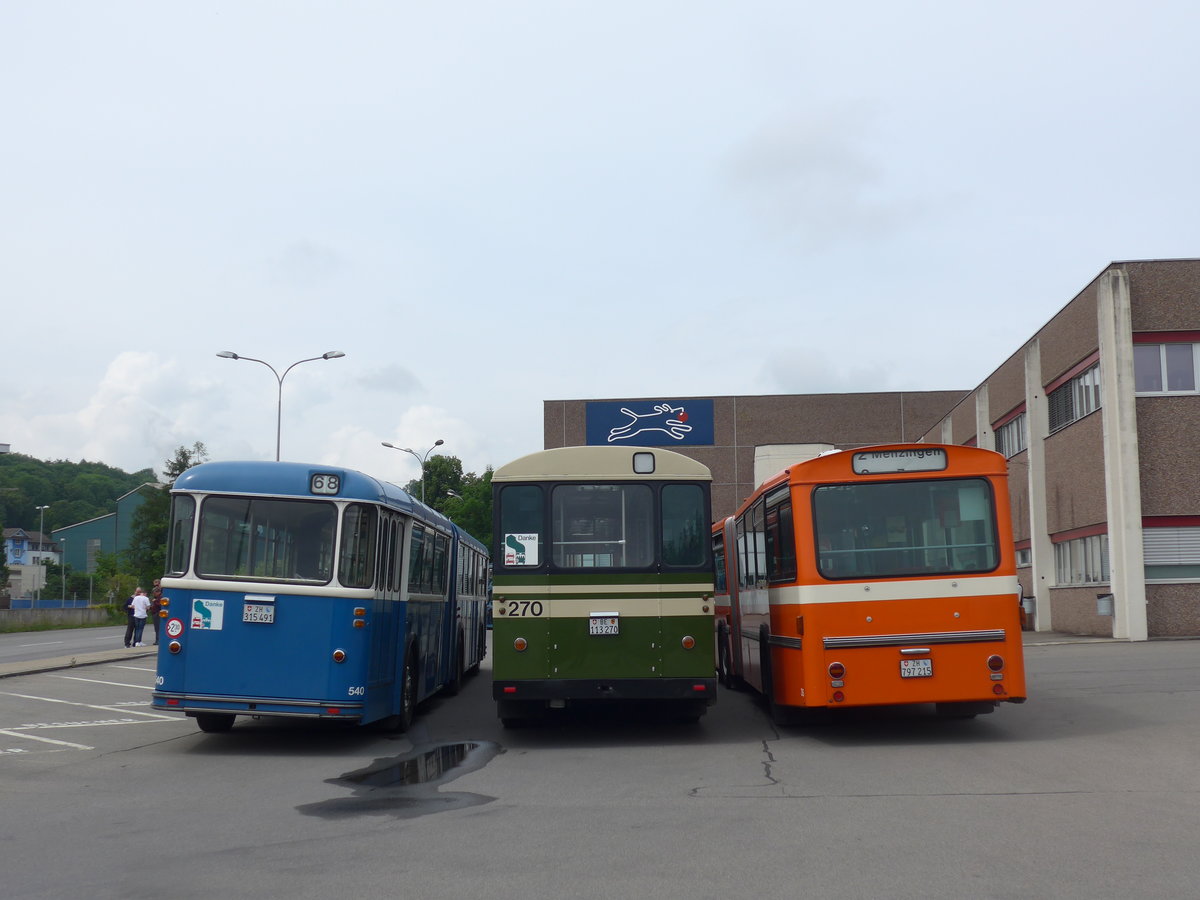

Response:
(196, 496), (337, 583)
(813, 477), (998, 579)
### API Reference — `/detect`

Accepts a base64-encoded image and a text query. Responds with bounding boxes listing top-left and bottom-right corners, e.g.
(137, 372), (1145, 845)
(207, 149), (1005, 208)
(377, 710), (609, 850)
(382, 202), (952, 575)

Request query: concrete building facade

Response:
(544, 259), (1200, 640)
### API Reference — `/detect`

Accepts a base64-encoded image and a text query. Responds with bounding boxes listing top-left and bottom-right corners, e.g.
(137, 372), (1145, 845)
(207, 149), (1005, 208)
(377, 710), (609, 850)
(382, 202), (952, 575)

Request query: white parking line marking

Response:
(113, 666), (157, 673)
(0, 728), (92, 750)
(50, 675), (154, 691)
(0, 691), (177, 720)
(17, 641), (66, 648)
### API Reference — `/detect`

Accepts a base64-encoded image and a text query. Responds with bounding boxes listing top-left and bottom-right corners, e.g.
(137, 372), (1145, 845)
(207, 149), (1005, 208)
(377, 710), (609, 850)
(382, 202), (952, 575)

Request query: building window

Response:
(1015, 547), (1032, 567)
(995, 412), (1027, 458)
(1143, 526), (1200, 580)
(1134, 343), (1199, 394)
(1053, 533), (1109, 585)
(1048, 363), (1101, 433)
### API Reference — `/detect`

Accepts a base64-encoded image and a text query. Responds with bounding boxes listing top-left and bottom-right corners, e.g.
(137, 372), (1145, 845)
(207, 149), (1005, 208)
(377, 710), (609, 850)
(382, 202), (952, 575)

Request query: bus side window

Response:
(338, 503), (377, 588)
(713, 533), (727, 593)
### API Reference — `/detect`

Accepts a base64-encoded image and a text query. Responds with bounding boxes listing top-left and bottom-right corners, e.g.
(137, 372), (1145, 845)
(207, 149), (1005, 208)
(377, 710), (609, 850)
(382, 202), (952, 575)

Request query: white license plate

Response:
(900, 658), (932, 678)
(589, 616), (619, 636)
(243, 604), (275, 624)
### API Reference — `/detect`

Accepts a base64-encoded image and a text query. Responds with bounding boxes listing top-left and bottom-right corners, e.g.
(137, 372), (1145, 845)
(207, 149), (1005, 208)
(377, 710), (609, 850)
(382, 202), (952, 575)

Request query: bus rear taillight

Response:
(681, 635), (696, 650)
(332, 649), (347, 663)
(828, 662), (846, 679)
(987, 655), (1005, 672)
(168, 641), (182, 654)
(513, 637), (528, 652)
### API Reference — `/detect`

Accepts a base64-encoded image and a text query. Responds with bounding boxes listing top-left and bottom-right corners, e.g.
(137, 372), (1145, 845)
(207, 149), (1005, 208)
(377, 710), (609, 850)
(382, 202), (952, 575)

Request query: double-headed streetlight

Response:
(217, 350), (346, 461)
(381, 439), (443, 503)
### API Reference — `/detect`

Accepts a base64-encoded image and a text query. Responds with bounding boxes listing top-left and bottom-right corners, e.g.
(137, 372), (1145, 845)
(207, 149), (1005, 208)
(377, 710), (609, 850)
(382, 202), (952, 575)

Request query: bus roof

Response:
(493, 446), (712, 482)
(761, 443), (1007, 493)
(172, 460), (457, 533)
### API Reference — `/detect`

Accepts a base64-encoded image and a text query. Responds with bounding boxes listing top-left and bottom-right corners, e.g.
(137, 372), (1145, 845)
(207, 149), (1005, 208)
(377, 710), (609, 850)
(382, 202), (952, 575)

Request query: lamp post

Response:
(217, 350), (346, 461)
(35, 505), (49, 606)
(381, 439), (444, 503)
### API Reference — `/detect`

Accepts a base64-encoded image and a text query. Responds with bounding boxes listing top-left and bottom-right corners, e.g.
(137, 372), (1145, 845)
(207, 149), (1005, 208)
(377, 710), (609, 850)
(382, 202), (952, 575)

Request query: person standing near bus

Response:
(129, 588), (152, 647)
(149, 580), (164, 644)
(123, 590), (138, 648)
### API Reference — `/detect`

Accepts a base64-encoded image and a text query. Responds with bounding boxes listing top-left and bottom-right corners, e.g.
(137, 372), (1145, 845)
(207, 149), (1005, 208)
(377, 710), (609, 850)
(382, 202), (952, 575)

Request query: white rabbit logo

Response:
(607, 404), (693, 443)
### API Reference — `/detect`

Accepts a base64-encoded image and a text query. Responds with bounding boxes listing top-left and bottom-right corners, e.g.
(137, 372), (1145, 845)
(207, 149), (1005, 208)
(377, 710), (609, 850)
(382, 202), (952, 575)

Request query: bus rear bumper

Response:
(492, 677), (717, 706)
(152, 691), (365, 720)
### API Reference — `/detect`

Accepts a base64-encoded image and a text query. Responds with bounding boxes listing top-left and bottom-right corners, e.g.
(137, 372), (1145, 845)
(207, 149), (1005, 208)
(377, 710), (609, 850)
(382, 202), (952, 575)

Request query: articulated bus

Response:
(152, 461), (489, 733)
(491, 446), (716, 725)
(713, 443), (1026, 722)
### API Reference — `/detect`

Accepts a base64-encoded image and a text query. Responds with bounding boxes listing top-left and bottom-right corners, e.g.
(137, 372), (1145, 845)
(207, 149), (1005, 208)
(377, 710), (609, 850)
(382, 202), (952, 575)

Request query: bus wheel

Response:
(445, 638), (465, 696)
(195, 713), (235, 733)
(716, 625), (730, 686)
(467, 623), (485, 675)
(936, 701), (995, 719)
(498, 699), (533, 728)
(759, 634), (790, 725)
(397, 653), (419, 732)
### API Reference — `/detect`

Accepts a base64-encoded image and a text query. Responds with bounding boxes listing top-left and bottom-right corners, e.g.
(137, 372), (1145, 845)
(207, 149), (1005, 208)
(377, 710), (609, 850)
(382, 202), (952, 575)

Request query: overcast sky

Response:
(3, 2), (1197, 485)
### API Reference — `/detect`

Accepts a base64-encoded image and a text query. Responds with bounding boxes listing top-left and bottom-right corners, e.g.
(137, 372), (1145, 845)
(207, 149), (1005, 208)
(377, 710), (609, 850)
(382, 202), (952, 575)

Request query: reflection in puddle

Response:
(298, 741), (502, 820)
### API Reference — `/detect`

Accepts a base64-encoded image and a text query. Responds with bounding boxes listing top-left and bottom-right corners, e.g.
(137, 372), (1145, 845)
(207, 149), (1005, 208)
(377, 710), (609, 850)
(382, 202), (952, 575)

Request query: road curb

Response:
(0, 646), (158, 679)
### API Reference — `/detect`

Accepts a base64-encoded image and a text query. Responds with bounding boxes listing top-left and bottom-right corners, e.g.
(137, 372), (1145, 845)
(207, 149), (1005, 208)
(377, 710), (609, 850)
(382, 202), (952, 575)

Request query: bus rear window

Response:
(196, 496), (336, 583)
(552, 484), (653, 568)
(813, 478), (998, 579)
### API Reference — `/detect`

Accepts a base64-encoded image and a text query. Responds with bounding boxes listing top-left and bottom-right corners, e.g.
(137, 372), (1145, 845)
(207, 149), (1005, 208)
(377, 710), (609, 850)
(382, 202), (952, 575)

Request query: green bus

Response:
(491, 446), (716, 725)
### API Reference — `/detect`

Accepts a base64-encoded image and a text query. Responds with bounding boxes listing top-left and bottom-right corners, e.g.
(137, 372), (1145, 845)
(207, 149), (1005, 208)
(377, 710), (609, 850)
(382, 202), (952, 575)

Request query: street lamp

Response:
(35, 505), (49, 606)
(217, 350), (346, 461)
(381, 439), (444, 503)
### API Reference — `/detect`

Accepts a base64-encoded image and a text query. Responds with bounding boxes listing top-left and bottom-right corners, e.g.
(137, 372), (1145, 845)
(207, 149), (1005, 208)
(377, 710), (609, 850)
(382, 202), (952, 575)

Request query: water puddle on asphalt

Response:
(297, 741), (502, 820)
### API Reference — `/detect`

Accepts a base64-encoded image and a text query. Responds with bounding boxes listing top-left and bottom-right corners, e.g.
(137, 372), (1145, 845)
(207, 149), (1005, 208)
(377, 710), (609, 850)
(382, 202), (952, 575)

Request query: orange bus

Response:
(713, 443), (1026, 722)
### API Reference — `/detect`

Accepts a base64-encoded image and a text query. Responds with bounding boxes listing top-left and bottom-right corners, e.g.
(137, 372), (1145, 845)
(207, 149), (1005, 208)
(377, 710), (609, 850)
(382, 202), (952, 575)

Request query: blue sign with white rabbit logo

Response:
(585, 399), (714, 447)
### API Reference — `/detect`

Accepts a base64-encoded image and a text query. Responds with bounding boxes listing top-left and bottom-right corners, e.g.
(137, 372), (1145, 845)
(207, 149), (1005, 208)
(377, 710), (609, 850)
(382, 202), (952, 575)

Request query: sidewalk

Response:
(0, 644), (158, 679)
(1022, 629), (1121, 646)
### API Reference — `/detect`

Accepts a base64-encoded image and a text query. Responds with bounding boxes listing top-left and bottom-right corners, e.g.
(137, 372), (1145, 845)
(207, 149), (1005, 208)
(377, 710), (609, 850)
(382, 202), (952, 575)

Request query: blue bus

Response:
(151, 461), (489, 733)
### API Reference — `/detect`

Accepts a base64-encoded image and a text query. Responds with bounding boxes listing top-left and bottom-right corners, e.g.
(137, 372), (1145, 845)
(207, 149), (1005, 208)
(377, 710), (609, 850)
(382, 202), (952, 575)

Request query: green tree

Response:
(124, 443), (209, 590)
(404, 454), (465, 508)
(403, 455), (493, 547)
(445, 467), (493, 548)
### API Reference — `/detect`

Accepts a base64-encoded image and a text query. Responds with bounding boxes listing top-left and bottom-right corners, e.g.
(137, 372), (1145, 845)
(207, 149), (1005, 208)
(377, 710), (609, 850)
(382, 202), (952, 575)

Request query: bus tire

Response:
(195, 713), (235, 733)
(467, 623), (485, 675)
(716, 623), (731, 687)
(498, 699), (533, 728)
(397, 652), (419, 732)
(936, 701), (995, 719)
(445, 636), (465, 696)
(759, 632), (792, 725)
